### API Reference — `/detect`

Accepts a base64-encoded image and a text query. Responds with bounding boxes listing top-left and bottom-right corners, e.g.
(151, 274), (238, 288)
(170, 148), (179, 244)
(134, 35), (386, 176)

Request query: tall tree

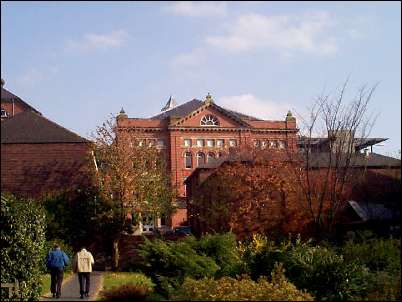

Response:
(91, 115), (175, 269)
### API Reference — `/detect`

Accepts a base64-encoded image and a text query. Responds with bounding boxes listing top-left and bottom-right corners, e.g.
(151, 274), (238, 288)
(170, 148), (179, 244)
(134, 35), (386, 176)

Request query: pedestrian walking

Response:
(73, 247), (95, 299)
(46, 243), (69, 299)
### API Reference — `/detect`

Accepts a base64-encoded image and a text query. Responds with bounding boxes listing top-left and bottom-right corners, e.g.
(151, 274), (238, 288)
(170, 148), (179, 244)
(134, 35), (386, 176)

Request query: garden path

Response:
(40, 271), (104, 301)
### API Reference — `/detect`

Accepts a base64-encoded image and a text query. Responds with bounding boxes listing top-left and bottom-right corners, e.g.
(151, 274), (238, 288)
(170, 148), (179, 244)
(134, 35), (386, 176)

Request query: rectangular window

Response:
(196, 139), (205, 147)
(261, 140), (267, 148)
(184, 139), (192, 147)
(138, 140), (145, 147)
(216, 139), (225, 147)
(269, 140), (277, 148)
(1, 109), (8, 118)
(183, 177), (187, 197)
(278, 140), (286, 149)
(229, 139), (237, 147)
(206, 139), (215, 147)
(157, 139), (165, 147)
(254, 140), (260, 147)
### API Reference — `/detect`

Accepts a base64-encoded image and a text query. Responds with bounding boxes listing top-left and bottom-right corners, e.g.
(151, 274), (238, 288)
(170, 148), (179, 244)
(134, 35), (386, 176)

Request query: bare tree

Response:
(296, 79), (379, 236)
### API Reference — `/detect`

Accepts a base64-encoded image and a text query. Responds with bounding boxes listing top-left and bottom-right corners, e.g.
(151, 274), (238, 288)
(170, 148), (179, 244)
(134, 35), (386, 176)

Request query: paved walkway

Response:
(40, 271), (104, 301)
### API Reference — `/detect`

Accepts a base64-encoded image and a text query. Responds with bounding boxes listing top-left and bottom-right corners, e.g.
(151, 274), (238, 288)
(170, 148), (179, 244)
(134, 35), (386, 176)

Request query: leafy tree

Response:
(189, 149), (311, 239)
(1, 193), (46, 301)
(91, 115), (175, 269)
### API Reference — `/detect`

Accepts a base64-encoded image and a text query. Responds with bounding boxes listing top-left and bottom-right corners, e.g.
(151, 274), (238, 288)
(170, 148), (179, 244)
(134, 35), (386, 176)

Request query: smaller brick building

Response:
(1, 81), (93, 198)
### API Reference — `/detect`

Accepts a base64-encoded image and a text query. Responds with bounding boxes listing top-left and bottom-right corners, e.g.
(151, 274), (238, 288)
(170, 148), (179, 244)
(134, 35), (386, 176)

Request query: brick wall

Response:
(1, 142), (93, 198)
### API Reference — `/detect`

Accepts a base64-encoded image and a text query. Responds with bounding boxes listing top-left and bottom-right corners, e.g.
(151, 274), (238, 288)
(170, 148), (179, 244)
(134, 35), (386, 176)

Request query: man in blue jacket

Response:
(46, 244), (69, 298)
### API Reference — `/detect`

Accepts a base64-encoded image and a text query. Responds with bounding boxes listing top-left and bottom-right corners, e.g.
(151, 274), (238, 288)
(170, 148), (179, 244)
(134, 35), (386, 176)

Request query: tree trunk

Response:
(112, 238), (119, 271)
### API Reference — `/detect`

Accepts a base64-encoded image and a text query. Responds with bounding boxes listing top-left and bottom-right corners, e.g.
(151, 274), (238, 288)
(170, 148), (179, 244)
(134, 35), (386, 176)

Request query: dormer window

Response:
(201, 115), (219, 126)
(1, 109), (8, 118)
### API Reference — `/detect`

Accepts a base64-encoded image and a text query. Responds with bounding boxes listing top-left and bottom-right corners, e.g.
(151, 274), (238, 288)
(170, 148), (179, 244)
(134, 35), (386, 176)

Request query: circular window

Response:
(200, 115), (219, 126)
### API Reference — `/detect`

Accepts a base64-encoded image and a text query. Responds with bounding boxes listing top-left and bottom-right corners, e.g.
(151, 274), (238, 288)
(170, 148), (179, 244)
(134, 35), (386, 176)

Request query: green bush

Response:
(137, 237), (219, 297)
(99, 284), (153, 302)
(341, 235), (400, 275)
(189, 233), (243, 277)
(171, 263), (314, 301)
(1, 194), (47, 301)
(364, 270), (401, 301)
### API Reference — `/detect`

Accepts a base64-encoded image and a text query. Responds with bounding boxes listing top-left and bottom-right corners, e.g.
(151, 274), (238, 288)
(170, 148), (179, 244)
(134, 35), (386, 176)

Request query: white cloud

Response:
(66, 29), (129, 52)
(205, 11), (338, 55)
(218, 94), (291, 120)
(171, 48), (206, 69)
(164, 1), (227, 17)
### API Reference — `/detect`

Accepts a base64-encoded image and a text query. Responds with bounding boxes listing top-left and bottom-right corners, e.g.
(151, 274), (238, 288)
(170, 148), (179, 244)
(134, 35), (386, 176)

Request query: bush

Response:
(171, 263), (313, 301)
(137, 237), (219, 297)
(341, 234), (400, 275)
(189, 233), (243, 277)
(99, 284), (153, 302)
(1, 194), (47, 301)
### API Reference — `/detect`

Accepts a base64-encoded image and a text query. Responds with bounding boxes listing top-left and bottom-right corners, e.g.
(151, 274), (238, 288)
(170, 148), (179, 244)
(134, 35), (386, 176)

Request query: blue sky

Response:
(1, 1), (401, 155)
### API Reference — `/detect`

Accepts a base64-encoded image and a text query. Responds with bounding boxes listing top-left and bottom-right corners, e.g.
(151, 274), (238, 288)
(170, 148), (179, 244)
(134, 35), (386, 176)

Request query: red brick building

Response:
(116, 94), (298, 228)
(1, 80), (93, 198)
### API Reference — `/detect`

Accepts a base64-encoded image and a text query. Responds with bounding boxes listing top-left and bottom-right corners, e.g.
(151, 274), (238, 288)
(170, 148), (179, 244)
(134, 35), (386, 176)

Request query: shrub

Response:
(189, 233), (243, 277)
(341, 235), (401, 275)
(137, 237), (219, 296)
(171, 263), (314, 301)
(1, 194), (47, 301)
(284, 240), (370, 301)
(364, 270), (401, 301)
(99, 284), (153, 302)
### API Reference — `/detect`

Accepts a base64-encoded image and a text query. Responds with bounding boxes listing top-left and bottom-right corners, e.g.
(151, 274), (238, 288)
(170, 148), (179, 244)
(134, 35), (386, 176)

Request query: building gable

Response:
(171, 102), (250, 129)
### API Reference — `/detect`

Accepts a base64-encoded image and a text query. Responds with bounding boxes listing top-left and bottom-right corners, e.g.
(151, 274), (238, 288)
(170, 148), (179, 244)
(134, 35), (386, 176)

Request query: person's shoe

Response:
(85, 292), (89, 297)
(52, 293), (56, 298)
(80, 294), (84, 299)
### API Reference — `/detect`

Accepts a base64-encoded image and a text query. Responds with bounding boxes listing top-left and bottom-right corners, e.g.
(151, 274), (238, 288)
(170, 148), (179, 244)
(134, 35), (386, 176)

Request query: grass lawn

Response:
(40, 271), (73, 296)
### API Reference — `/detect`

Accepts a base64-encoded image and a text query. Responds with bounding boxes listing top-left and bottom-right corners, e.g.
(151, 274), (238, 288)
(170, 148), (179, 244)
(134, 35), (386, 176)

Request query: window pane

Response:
(197, 152), (205, 166)
(206, 139), (215, 147)
(185, 152), (192, 168)
(184, 139), (192, 147)
(197, 139), (204, 147)
(216, 139), (224, 147)
(229, 139), (237, 147)
(278, 140), (286, 149)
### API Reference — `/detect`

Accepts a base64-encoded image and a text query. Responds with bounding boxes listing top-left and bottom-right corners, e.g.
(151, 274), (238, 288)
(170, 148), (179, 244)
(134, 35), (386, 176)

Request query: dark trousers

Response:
(78, 272), (91, 295)
(50, 267), (64, 296)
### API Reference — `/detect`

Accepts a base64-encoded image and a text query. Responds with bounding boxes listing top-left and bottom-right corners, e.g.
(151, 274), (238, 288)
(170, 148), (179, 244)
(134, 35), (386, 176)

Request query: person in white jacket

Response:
(73, 247), (95, 299)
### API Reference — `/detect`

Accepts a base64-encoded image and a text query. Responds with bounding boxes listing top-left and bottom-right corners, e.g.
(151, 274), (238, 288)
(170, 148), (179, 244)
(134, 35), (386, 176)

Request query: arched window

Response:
(200, 115), (219, 126)
(207, 152), (216, 163)
(197, 152), (205, 166)
(184, 152), (192, 169)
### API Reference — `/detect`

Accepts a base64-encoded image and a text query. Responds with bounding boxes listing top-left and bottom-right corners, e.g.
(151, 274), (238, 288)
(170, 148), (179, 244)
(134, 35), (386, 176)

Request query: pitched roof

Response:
(1, 110), (89, 144)
(151, 98), (261, 121)
(308, 152), (401, 168)
(297, 136), (388, 151)
(348, 200), (399, 221)
(1, 87), (40, 114)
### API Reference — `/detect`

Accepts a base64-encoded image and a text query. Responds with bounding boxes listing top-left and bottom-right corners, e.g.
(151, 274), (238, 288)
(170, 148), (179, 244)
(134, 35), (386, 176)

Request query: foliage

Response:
(1, 193), (47, 301)
(190, 149), (311, 239)
(171, 263), (314, 301)
(92, 116), (175, 268)
(136, 236), (219, 297)
(188, 233), (243, 277)
(41, 188), (98, 247)
(102, 272), (155, 291)
(341, 232), (400, 275)
(363, 270), (401, 301)
(99, 284), (153, 302)
(239, 234), (373, 301)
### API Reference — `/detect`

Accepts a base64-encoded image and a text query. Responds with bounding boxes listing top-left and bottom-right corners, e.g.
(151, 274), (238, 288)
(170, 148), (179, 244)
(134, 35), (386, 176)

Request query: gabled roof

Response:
(1, 86), (40, 114)
(307, 152), (401, 168)
(348, 200), (399, 221)
(151, 98), (261, 122)
(1, 110), (89, 144)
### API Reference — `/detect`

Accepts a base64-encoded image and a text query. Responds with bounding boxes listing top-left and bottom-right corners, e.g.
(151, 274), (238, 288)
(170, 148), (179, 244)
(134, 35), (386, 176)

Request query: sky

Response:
(1, 1), (401, 156)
